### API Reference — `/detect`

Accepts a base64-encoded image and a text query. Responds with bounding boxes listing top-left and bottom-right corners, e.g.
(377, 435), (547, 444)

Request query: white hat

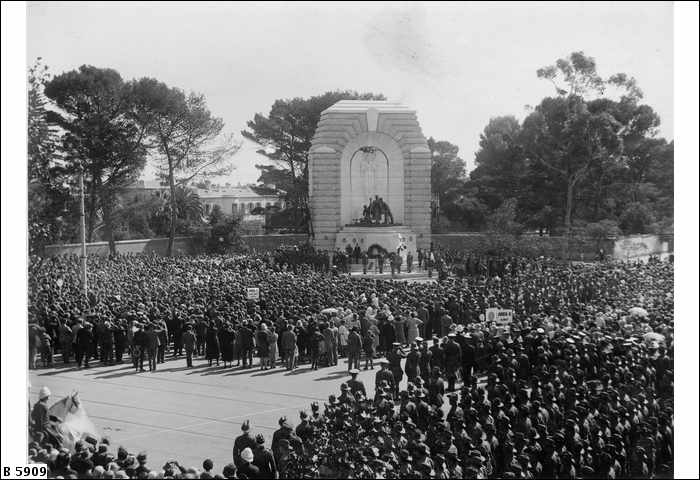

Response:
(39, 386), (51, 399)
(241, 447), (254, 463)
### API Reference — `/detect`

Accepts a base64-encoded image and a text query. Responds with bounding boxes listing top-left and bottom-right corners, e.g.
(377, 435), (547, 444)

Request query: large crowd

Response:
(27, 249), (674, 478)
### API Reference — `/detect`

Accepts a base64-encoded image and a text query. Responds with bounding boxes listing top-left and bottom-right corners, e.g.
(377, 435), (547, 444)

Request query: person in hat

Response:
(443, 333), (462, 392)
(387, 343), (405, 396)
(237, 448), (259, 478)
(252, 433), (277, 478)
(347, 369), (367, 398)
(271, 417), (302, 466)
(338, 383), (356, 406)
(295, 410), (313, 445)
(233, 421), (256, 468)
(30, 386), (51, 436)
(346, 326), (363, 372)
(362, 330), (375, 370)
(182, 324), (196, 368)
(76, 321), (94, 369)
(134, 451), (150, 478)
(375, 359), (395, 397)
(222, 463), (237, 479)
(405, 342), (421, 384)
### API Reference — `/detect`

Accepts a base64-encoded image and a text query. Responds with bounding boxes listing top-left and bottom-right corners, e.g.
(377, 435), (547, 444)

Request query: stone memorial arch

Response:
(309, 100), (431, 257)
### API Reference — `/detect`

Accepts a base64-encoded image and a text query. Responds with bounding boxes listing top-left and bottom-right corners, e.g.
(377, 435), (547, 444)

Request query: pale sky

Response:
(27, 1), (674, 183)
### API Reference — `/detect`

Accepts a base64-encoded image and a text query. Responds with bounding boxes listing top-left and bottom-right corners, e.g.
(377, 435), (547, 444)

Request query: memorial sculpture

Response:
(308, 100), (431, 260)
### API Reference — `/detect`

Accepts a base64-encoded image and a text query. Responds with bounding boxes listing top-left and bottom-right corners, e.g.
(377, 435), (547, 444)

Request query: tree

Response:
(619, 202), (654, 234)
(585, 219), (621, 249)
(27, 58), (73, 253)
(485, 198), (524, 235)
(44, 65), (149, 253)
(208, 204), (226, 226)
(242, 90), (386, 235)
(524, 52), (657, 234)
(428, 137), (467, 216)
(131, 78), (238, 256)
(470, 116), (526, 211)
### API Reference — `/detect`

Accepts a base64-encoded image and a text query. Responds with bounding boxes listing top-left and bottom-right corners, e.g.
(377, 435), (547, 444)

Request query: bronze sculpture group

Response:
(358, 195), (394, 225)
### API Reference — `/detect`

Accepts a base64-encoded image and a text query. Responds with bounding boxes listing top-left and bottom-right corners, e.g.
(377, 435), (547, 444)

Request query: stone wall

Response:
(40, 233), (672, 261)
(41, 235), (309, 257)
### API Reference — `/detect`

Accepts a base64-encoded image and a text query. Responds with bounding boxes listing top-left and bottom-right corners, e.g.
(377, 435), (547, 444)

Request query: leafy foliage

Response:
(44, 65), (150, 252)
(454, 51), (673, 236)
(130, 78), (238, 255)
(242, 90), (386, 234)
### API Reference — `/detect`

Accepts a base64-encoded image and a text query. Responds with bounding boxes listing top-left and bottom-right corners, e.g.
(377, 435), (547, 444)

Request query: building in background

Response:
(194, 185), (284, 217)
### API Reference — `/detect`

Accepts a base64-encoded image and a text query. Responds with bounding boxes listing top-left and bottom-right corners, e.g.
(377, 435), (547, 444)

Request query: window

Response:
(232, 203), (237, 214)
(248, 202), (254, 212)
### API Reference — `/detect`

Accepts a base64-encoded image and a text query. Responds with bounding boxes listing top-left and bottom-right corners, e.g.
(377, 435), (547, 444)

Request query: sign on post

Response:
(246, 288), (260, 302)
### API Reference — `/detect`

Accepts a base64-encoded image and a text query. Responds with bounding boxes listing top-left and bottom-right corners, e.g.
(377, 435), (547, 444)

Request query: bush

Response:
(619, 202), (655, 234)
(485, 199), (525, 235)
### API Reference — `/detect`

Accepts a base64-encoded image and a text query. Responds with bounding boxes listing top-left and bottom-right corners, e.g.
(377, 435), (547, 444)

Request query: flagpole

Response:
(78, 165), (88, 298)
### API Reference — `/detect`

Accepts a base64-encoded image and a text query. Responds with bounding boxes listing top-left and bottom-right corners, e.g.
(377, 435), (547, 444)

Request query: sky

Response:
(27, 1), (674, 183)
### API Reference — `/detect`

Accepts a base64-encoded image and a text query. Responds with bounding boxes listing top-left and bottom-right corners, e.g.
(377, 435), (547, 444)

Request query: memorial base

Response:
(334, 225), (417, 258)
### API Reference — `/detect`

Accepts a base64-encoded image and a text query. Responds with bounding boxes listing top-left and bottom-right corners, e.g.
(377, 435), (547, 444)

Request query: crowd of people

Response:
(28, 249), (674, 478)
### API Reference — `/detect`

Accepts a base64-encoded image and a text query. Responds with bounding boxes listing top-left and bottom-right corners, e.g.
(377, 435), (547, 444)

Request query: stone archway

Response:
(339, 131), (405, 226)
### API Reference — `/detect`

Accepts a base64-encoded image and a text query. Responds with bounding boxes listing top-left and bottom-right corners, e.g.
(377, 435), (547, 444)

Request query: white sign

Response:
(486, 308), (514, 332)
(246, 288), (260, 301)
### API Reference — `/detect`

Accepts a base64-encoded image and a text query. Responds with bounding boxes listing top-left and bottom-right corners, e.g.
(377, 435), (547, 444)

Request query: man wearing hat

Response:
(76, 321), (94, 369)
(375, 359), (395, 398)
(405, 342), (421, 384)
(347, 368), (367, 398)
(182, 324), (196, 368)
(30, 386), (51, 437)
(271, 416), (302, 466)
(346, 327), (362, 372)
(338, 382), (356, 406)
(443, 333), (462, 392)
(252, 433), (277, 478)
(233, 421), (256, 468)
(387, 342), (405, 396)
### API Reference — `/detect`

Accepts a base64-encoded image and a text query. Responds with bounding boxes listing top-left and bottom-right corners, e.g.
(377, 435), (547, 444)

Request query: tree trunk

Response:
(564, 178), (575, 235)
(167, 158), (176, 257)
(86, 179), (98, 242)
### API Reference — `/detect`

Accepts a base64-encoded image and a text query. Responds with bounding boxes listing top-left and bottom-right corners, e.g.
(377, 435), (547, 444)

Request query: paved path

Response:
(29, 356), (379, 471)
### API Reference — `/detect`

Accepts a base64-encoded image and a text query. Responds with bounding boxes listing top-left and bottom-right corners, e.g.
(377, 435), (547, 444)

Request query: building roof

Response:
(195, 186), (280, 199)
(322, 100), (414, 114)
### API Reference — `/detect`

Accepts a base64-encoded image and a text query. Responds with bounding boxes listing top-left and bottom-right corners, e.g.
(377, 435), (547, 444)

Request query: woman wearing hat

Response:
(238, 447), (259, 478)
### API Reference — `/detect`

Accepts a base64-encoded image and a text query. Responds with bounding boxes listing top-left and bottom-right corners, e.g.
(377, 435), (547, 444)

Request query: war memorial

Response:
(309, 100), (431, 262)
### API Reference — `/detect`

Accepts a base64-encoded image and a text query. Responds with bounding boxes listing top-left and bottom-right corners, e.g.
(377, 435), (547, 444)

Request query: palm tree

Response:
(173, 186), (204, 221)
